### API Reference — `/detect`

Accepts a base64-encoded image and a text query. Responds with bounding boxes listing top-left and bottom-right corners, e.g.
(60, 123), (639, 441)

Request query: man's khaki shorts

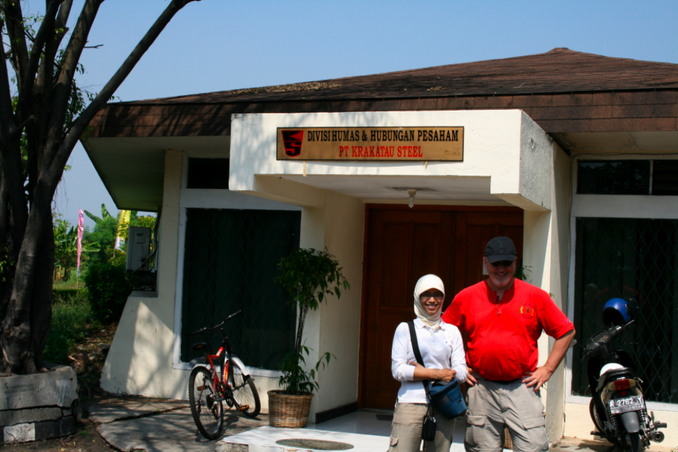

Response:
(464, 378), (549, 452)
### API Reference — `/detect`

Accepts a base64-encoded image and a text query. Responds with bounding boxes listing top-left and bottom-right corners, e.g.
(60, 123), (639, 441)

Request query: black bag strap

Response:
(407, 320), (432, 404)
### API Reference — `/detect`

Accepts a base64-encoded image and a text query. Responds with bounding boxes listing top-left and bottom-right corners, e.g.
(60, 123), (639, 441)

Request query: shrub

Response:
(84, 262), (132, 324)
(52, 288), (80, 304)
(44, 288), (92, 365)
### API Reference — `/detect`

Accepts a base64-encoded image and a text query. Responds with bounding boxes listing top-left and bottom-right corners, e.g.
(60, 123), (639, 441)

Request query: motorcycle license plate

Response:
(609, 395), (643, 414)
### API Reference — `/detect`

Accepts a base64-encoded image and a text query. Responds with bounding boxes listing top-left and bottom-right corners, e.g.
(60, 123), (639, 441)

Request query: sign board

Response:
(277, 127), (464, 161)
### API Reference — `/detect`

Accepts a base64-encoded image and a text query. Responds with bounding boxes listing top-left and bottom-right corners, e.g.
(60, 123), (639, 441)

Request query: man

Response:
(442, 236), (575, 452)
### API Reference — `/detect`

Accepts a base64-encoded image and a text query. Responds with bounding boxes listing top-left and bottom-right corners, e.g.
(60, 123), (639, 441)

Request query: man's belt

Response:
(487, 378), (521, 385)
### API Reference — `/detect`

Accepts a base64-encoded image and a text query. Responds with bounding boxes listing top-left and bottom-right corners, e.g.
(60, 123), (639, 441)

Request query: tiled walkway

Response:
(216, 410), (470, 452)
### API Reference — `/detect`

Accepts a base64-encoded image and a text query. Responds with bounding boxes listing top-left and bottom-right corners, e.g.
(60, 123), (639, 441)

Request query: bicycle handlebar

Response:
(189, 309), (243, 336)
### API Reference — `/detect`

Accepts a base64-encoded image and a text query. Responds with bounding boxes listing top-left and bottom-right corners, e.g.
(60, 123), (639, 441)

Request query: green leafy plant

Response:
(83, 262), (132, 324)
(278, 346), (333, 395)
(53, 215), (98, 282)
(275, 248), (349, 395)
(44, 288), (94, 365)
(84, 204), (118, 263)
(515, 260), (531, 282)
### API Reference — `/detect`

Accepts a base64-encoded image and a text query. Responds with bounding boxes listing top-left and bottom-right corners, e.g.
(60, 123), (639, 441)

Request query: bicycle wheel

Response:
(188, 366), (224, 439)
(229, 361), (261, 418)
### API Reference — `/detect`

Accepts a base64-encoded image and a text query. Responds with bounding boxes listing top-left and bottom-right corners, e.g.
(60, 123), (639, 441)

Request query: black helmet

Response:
(602, 298), (631, 326)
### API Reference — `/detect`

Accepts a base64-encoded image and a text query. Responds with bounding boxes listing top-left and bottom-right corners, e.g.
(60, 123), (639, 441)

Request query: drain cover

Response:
(275, 439), (354, 450)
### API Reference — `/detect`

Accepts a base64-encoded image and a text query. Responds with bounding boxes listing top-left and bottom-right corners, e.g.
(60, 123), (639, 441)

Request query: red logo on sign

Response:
(282, 130), (303, 157)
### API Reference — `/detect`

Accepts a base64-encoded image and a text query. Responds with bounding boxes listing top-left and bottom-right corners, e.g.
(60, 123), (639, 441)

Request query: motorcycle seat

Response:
(596, 367), (638, 392)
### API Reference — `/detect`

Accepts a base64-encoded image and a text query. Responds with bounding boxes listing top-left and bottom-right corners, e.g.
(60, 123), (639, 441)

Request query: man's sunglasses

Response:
(489, 260), (514, 268)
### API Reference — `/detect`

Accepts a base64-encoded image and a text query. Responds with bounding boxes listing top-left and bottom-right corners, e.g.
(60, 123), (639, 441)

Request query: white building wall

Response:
(229, 110), (550, 212)
(101, 149), (187, 398)
(517, 116), (573, 442)
(314, 191), (365, 416)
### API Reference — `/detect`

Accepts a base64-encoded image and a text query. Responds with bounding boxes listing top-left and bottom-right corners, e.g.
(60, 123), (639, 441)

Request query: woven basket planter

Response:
(268, 390), (314, 428)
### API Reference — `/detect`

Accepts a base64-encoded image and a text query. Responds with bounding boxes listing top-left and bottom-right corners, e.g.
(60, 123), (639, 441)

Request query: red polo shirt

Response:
(442, 279), (574, 382)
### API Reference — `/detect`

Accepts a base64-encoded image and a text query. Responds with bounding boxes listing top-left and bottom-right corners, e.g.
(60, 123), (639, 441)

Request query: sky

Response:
(51, 0), (678, 227)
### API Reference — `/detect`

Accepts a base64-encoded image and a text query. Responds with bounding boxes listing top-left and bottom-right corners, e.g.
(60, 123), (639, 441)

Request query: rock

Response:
(0, 365), (78, 443)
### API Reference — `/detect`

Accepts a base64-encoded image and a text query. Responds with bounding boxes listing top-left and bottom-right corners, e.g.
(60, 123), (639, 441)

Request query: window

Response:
(653, 160), (678, 195)
(571, 217), (678, 404)
(187, 158), (230, 189)
(180, 208), (300, 370)
(577, 159), (678, 195)
(577, 160), (649, 194)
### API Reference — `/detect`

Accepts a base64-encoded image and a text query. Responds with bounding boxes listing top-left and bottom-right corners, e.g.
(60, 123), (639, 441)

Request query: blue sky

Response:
(52, 0), (678, 226)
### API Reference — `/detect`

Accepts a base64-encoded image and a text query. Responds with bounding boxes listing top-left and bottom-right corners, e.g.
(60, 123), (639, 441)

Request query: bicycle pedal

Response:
(238, 405), (250, 411)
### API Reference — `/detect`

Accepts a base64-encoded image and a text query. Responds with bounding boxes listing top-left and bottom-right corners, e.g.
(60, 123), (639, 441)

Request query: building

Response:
(82, 48), (678, 442)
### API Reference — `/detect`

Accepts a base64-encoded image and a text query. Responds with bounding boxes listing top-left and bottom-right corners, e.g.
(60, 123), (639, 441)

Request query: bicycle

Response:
(187, 310), (261, 440)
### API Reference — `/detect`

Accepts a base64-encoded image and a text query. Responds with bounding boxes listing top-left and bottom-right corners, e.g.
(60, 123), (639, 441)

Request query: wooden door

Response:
(359, 206), (523, 409)
(452, 211), (524, 293)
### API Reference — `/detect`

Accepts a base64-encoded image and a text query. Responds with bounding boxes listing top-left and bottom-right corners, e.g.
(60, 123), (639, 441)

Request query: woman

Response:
(389, 274), (467, 452)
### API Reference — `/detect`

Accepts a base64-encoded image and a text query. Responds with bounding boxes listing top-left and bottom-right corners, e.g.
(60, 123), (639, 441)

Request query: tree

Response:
(53, 217), (77, 281)
(0, 0), (200, 374)
(53, 215), (97, 281)
(84, 204), (117, 263)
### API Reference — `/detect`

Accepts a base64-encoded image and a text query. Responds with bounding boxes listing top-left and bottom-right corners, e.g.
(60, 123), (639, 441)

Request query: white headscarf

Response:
(413, 274), (445, 329)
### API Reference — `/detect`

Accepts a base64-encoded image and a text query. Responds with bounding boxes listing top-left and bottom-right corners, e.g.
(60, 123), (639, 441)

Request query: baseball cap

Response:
(484, 236), (517, 264)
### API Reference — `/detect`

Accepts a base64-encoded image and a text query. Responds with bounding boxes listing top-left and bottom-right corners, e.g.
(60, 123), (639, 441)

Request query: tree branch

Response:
(10, 1), (61, 127)
(50, 0), (201, 179)
(55, 0), (74, 31)
(34, 1), (75, 174)
(0, 16), (17, 147)
(43, 0), (103, 165)
(0, 13), (29, 243)
(1, 0), (29, 88)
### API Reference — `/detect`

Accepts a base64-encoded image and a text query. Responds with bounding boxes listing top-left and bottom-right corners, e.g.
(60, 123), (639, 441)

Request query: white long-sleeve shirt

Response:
(391, 318), (468, 404)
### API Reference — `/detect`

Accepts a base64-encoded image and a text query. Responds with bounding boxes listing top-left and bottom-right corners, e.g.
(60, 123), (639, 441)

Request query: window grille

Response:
(180, 208), (300, 370)
(572, 217), (678, 404)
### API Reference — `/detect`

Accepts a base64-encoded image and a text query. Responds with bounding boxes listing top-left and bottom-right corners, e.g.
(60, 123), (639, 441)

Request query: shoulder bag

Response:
(407, 320), (467, 420)
(407, 320), (437, 441)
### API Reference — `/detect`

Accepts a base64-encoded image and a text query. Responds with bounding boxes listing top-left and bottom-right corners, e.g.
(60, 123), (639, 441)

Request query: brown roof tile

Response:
(88, 49), (678, 138)
(127, 48), (678, 106)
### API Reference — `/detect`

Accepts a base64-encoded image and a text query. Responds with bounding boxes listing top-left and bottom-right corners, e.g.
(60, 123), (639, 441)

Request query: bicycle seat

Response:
(192, 342), (209, 351)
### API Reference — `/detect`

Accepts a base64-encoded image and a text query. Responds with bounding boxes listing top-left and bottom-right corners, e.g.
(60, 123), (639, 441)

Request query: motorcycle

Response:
(582, 298), (666, 452)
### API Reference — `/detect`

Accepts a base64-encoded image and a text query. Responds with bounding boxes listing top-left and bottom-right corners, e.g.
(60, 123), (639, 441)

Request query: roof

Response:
(82, 48), (678, 212)
(135, 48), (678, 105)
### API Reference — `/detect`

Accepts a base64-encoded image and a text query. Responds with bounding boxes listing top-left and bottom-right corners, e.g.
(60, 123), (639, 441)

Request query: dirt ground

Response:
(1, 418), (115, 452)
(1, 324), (119, 452)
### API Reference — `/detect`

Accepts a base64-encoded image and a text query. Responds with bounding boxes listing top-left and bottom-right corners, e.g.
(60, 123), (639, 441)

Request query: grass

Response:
(45, 282), (100, 365)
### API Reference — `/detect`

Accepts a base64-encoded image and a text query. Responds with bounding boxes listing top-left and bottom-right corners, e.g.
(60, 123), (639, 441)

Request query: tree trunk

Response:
(1, 188), (55, 373)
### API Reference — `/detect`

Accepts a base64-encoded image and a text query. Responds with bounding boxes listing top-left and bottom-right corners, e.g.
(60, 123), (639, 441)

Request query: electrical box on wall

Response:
(126, 226), (151, 271)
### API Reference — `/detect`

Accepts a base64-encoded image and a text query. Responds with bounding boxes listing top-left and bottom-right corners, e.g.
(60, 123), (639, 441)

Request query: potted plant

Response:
(268, 247), (349, 428)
